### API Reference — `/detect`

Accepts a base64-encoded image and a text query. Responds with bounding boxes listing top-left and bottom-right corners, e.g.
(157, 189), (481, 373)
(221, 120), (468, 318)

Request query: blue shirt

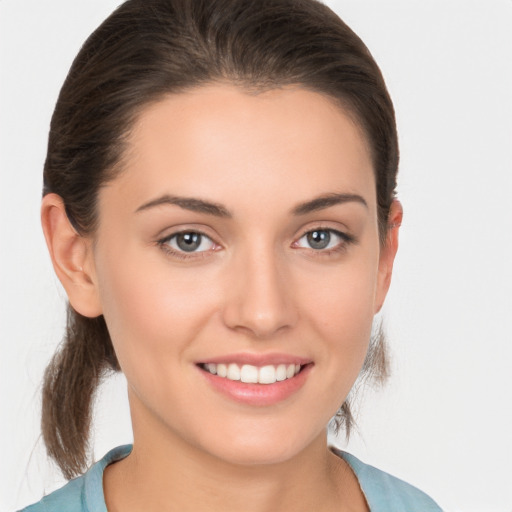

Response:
(20, 445), (442, 511)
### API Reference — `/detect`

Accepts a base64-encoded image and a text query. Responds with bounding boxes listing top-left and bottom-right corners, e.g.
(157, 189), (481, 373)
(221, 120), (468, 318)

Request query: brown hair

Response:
(41, 0), (398, 479)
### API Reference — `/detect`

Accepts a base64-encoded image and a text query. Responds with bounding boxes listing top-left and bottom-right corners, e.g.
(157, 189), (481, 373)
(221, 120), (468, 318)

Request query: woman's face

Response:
(87, 84), (397, 465)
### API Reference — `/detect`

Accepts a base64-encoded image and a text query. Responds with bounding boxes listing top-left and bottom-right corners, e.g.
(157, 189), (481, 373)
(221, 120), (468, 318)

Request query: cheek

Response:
(302, 254), (378, 335)
(297, 251), (379, 388)
(93, 247), (220, 378)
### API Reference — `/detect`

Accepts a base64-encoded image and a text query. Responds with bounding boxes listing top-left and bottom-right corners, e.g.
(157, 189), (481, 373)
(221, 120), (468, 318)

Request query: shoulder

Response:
(19, 476), (87, 512)
(18, 445), (132, 512)
(336, 449), (443, 512)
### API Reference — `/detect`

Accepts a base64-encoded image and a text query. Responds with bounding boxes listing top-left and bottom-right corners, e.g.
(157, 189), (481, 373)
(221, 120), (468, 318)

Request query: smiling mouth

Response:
(199, 363), (304, 385)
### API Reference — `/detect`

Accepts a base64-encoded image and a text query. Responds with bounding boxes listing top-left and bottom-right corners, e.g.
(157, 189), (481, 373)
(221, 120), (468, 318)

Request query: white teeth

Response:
(258, 365), (276, 384)
(203, 363), (302, 384)
(240, 364), (258, 383)
(217, 363), (227, 378)
(227, 363), (241, 381)
(276, 364), (287, 381)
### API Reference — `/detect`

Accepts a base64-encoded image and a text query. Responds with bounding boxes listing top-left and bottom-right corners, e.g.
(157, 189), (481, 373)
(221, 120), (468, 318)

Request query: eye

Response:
(162, 231), (216, 253)
(295, 229), (351, 251)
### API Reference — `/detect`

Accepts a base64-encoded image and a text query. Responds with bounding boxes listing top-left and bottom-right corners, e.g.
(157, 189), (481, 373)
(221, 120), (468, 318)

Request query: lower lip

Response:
(198, 364), (312, 406)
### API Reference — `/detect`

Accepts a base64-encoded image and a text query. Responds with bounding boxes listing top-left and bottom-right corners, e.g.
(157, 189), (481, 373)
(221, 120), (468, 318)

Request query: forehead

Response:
(108, 84), (376, 213)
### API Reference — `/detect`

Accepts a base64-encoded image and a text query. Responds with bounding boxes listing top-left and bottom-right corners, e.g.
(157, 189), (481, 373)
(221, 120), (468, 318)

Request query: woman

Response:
(20, 0), (441, 510)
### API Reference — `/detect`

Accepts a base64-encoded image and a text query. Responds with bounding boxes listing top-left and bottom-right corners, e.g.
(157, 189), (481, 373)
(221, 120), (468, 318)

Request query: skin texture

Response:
(41, 84), (402, 512)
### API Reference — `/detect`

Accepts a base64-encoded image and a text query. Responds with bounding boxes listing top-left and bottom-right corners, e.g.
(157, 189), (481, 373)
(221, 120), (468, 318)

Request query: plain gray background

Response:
(1, 1), (511, 510)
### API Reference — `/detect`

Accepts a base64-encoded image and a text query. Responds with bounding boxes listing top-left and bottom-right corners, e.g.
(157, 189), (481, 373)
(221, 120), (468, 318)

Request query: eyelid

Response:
(153, 221), (219, 241)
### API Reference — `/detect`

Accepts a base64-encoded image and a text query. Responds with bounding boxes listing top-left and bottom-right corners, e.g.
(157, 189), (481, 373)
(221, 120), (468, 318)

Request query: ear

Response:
(41, 193), (103, 317)
(374, 199), (403, 313)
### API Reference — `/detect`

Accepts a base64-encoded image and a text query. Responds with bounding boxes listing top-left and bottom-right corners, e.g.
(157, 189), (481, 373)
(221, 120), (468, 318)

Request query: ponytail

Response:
(331, 322), (389, 437)
(41, 306), (119, 479)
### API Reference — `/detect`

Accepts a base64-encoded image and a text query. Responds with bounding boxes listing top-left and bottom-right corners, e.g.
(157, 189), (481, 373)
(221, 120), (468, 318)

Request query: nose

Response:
(221, 245), (298, 339)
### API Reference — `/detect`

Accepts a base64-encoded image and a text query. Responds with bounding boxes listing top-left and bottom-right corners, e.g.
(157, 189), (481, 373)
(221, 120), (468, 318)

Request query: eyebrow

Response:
(135, 194), (232, 218)
(135, 192), (367, 218)
(291, 193), (368, 215)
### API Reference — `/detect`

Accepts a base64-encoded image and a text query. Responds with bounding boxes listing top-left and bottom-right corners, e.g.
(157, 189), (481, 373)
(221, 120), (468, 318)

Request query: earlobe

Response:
(41, 193), (103, 317)
(374, 199), (403, 313)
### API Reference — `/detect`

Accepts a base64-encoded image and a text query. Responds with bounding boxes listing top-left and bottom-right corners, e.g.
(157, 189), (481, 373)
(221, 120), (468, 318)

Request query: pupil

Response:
(307, 230), (330, 249)
(177, 232), (201, 252)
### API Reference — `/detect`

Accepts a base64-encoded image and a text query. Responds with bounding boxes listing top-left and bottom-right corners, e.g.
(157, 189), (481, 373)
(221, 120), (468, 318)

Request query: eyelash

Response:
(157, 227), (355, 260)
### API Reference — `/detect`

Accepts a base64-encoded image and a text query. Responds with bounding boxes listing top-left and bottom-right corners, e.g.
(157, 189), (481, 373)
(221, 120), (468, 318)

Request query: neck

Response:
(104, 395), (367, 512)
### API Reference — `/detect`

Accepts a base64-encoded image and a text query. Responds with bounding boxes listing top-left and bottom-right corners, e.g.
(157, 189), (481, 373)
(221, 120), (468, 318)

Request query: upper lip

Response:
(197, 353), (312, 367)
